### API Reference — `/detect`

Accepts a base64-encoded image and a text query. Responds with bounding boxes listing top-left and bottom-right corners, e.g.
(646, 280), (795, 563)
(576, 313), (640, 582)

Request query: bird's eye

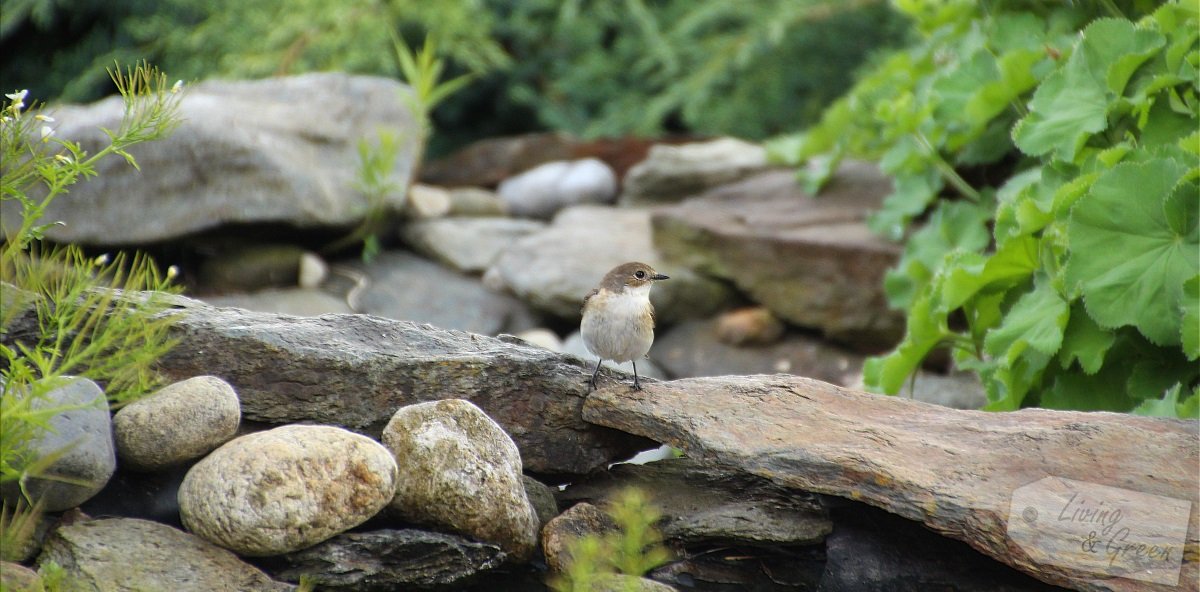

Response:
(635, 270), (646, 279)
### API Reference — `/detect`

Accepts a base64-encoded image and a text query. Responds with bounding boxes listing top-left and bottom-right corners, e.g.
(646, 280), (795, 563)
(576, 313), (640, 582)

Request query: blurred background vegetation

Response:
(0, 0), (905, 156)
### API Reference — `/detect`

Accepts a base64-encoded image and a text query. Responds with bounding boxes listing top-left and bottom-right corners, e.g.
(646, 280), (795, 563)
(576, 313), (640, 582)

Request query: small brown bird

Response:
(580, 262), (669, 391)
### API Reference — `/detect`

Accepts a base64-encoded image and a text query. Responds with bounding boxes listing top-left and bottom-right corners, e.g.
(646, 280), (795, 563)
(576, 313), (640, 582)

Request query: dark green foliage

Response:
(0, 0), (905, 149)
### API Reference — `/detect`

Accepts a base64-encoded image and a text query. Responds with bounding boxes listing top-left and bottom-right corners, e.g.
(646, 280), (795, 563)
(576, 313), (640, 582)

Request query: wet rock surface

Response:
(262, 529), (506, 591)
(561, 458), (831, 547)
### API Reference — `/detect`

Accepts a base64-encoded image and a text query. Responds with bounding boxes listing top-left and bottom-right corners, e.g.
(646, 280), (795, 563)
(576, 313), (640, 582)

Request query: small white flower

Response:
(40, 125), (54, 141)
(54, 154), (72, 164)
(1, 116), (10, 123)
(95, 254), (110, 266)
(6, 89), (27, 111)
(171, 80), (183, 94)
(166, 265), (179, 279)
(35, 114), (54, 122)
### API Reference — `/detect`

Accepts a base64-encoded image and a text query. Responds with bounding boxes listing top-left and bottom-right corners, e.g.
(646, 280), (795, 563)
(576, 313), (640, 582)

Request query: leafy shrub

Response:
(550, 488), (671, 592)
(772, 1), (1198, 416)
(1, 1), (905, 149)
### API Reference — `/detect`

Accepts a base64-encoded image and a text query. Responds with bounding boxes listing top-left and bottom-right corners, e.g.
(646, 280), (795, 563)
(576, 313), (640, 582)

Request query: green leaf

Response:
(1182, 275), (1199, 360)
(966, 48), (1041, 123)
(1057, 304), (1115, 374)
(942, 235), (1038, 310)
(868, 170), (943, 241)
(1127, 352), (1198, 401)
(1012, 47), (1107, 161)
(1131, 384), (1186, 418)
(863, 292), (946, 395)
(983, 280), (1069, 364)
(1042, 361), (1135, 412)
(1065, 159), (1199, 345)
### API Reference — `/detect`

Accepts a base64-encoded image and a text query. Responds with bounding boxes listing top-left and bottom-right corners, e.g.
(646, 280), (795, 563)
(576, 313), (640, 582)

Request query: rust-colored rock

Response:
(582, 375), (1199, 592)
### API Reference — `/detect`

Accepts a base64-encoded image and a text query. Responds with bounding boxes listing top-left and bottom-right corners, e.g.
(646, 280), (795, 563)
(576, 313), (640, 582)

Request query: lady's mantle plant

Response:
(773, 1), (1198, 416)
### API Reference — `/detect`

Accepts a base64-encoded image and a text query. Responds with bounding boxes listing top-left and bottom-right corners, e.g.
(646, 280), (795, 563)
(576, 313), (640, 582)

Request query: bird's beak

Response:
(652, 273), (670, 281)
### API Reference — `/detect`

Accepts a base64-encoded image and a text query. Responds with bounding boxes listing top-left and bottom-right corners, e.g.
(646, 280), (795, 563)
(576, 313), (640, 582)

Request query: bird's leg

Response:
(631, 360), (642, 391)
(588, 359), (603, 391)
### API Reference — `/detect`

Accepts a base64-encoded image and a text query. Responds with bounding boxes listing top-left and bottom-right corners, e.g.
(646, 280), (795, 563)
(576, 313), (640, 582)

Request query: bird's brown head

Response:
(601, 261), (669, 292)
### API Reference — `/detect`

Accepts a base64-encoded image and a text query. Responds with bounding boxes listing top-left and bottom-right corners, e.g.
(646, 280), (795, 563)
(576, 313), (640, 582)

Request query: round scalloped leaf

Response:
(1065, 158), (1199, 345)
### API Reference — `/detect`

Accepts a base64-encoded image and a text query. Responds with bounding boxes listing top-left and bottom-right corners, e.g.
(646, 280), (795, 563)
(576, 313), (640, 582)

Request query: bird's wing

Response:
(581, 288), (599, 315)
(649, 301), (656, 329)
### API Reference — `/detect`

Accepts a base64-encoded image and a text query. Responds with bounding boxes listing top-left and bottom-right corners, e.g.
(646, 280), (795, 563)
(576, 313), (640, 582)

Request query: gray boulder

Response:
(351, 251), (538, 335)
(400, 217), (545, 273)
(4, 294), (654, 476)
(620, 137), (769, 205)
(1, 73), (420, 246)
(200, 287), (353, 316)
(382, 399), (539, 561)
(488, 205), (735, 323)
(497, 158), (617, 218)
(113, 375), (241, 471)
(38, 517), (293, 591)
(0, 377), (115, 511)
(178, 425), (398, 556)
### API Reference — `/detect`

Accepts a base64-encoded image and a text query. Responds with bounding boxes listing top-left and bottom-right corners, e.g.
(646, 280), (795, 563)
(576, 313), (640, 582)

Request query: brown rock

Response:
(654, 319), (863, 385)
(582, 375), (1199, 592)
(714, 306), (785, 346)
(542, 503), (617, 573)
(152, 296), (651, 475)
(420, 133), (698, 189)
(651, 164), (902, 350)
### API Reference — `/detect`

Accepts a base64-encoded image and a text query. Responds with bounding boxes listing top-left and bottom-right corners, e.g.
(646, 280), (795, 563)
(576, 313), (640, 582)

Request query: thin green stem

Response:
(914, 131), (983, 203)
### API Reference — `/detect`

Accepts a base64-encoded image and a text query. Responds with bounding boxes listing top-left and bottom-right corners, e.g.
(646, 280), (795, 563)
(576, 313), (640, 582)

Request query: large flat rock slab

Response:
(651, 164), (901, 350)
(582, 375), (1199, 591)
(2, 73), (420, 246)
(152, 297), (652, 475)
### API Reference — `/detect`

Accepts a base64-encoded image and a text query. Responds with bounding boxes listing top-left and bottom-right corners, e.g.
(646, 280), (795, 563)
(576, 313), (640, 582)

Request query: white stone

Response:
(497, 158), (617, 219)
(178, 425), (398, 556)
(113, 376), (240, 472)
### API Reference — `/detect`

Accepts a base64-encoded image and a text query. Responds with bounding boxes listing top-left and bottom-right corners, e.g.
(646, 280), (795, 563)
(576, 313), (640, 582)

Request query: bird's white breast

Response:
(581, 285), (655, 363)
